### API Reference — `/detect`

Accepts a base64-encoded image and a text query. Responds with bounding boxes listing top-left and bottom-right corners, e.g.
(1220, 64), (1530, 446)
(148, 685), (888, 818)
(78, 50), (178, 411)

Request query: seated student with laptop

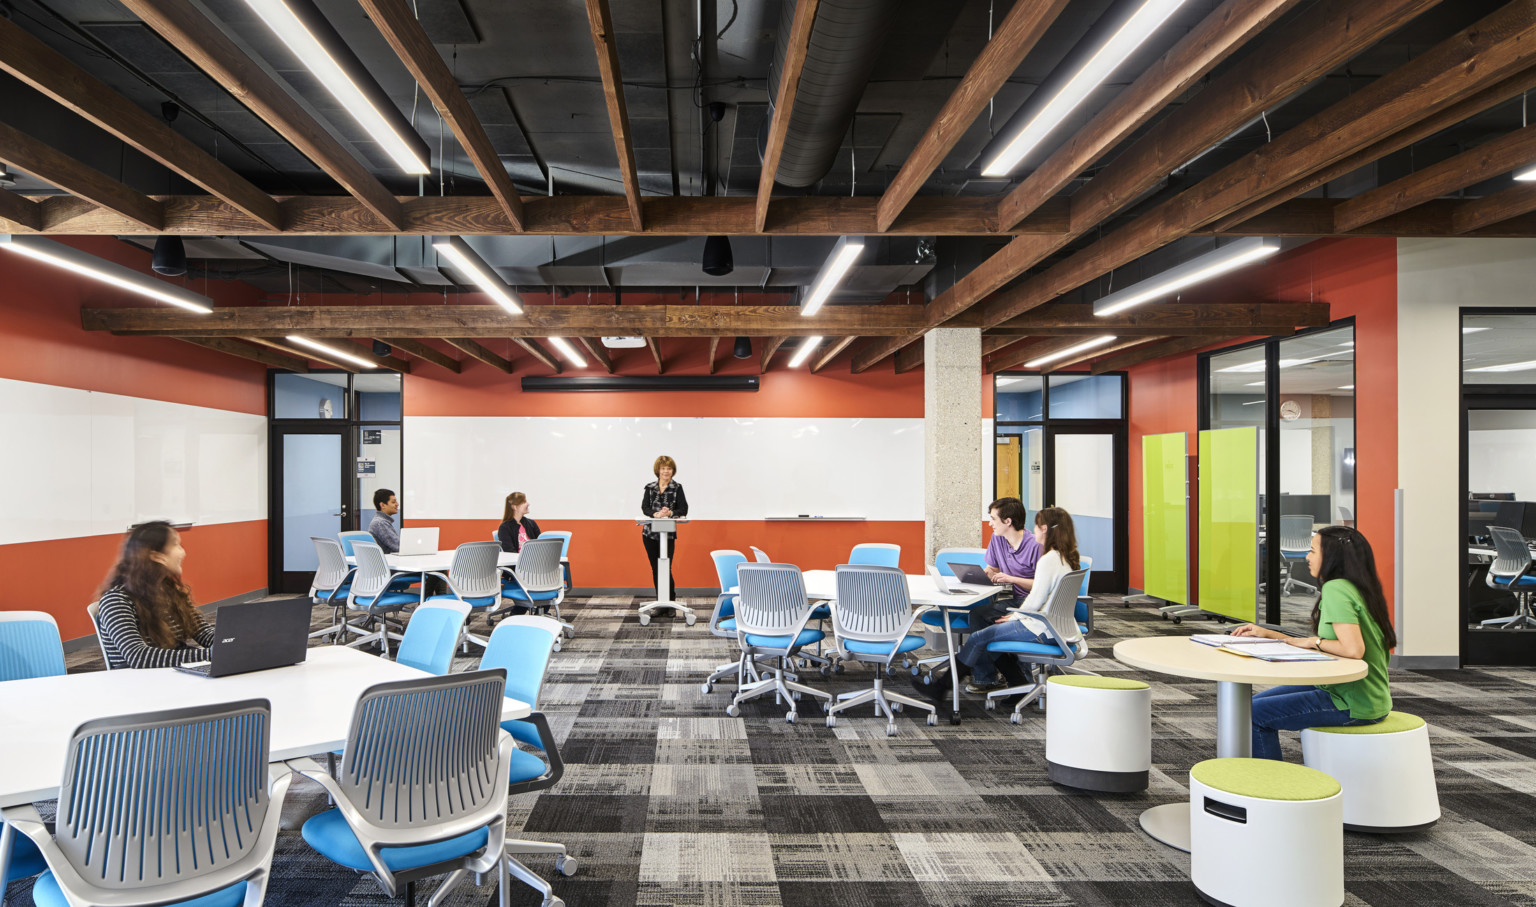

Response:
(96, 521), (218, 669)
(369, 488), (401, 554)
(972, 496), (1042, 625)
(173, 598), (312, 677)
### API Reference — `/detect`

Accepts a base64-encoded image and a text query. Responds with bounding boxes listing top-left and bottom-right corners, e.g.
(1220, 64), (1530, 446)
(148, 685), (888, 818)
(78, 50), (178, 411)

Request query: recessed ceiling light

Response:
(1338, 385), (1354, 390)
(1462, 326), (1490, 334)
(1468, 359), (1536, 373)
(801, 237), (865, 317)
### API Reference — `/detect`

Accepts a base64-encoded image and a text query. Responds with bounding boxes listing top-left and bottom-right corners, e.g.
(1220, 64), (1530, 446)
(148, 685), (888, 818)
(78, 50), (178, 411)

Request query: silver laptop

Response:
(398, 527), (439, 556)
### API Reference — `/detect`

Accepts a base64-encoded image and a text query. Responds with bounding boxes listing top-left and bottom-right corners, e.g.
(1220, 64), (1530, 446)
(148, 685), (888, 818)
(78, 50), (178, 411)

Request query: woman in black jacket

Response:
(640, 455), (688, 602)
(496, 491), (541, 552)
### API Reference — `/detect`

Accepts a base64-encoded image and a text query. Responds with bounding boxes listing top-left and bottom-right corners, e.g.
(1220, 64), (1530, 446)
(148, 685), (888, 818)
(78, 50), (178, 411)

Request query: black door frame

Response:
(267, 422), (351, 594)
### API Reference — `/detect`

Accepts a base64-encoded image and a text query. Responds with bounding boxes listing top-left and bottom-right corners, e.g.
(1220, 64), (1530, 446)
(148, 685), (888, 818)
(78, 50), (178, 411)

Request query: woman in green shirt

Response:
(1232, 526), (1396, 760)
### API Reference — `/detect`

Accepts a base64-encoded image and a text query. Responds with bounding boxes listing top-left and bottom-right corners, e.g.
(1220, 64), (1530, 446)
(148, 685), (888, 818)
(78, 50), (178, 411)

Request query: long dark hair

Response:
(1310, 526), (1397, 649)
(100, 521), (201, 649)
(1034, 506), (1081, 570)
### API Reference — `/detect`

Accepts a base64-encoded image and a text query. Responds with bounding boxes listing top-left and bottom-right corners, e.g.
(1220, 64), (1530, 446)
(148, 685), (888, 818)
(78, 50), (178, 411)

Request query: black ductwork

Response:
(522, 376), (760, 392)
(759, 0), (900, 188)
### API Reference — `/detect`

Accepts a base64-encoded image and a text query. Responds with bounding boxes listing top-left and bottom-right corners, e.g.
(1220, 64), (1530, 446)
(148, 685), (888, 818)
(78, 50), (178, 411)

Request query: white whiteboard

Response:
(0, 377), (267, 545)
(404, 416), (924, 521)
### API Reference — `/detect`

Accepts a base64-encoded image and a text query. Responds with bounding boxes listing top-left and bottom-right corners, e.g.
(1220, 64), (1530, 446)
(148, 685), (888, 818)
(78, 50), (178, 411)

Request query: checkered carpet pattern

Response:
(14, 594), (1536, 907)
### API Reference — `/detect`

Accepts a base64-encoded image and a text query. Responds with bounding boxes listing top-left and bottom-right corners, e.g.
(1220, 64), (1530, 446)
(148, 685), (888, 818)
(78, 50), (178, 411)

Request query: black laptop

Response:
(174, 598), (312, 678)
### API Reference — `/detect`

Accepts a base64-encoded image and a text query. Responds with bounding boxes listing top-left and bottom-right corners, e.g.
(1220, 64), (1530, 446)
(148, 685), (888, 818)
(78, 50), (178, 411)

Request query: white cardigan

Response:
(1009, 550), (1073, 619)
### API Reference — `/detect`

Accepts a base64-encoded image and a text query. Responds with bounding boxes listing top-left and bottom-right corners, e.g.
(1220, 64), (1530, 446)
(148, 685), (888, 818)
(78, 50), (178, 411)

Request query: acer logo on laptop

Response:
(222, 637), (237, 644)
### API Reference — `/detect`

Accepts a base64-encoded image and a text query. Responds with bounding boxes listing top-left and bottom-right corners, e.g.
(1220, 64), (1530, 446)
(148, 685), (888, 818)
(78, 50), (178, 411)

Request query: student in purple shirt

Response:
(984, 497), (1041, 605)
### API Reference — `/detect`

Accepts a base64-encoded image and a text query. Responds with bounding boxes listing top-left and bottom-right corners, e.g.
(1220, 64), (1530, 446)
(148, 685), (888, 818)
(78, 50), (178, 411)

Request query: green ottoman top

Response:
(1192, 758), (1341, 801)
(1308, 711), (1424, 735)
(1046, 675), (1148, 691)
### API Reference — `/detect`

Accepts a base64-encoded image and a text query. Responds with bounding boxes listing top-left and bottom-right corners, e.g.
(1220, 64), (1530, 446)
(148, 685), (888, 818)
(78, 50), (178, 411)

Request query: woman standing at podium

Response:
(640, 455), (689, 604)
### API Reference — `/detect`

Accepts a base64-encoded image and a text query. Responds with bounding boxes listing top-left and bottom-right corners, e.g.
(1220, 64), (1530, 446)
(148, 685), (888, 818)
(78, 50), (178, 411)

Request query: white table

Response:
(1113, 635), (1366, 852)
(798, 570), (1004, 723)
(0, 646), (531, 896)
(344, 551), (568, 573)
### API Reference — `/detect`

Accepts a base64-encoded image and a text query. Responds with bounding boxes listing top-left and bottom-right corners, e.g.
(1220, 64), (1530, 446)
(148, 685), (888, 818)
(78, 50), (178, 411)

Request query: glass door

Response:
(1045, 425), (1127, 592)
(270, 425), (349, 593)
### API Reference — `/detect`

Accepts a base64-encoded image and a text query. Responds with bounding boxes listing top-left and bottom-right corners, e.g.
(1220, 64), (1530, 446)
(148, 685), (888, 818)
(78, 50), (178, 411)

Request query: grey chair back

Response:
(750, 546), (771, 563)
(734, 563), (811, 637)
(311, 536), (353, 599)
(349, 541), (394, 602)
(1279, 515), (1313, 553)
(85, 601), (113, 670)
(832, 564), (916, 645)
(1489, 525), (1534, 580)
(56, 699), (279, 891)
(512, 538), (564, 594)
(337, 670), (508, 829)
(449, 541), (503, 599)
(1036, 568), (1090, 649)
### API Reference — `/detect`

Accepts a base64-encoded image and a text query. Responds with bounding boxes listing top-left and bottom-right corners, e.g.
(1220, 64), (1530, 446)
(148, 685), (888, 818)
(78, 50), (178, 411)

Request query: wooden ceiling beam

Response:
(441, 338), (513, 373)
(1337, 126), (1536, 233)
(512, 338), (562, 373)
(760, 336), (787, 374)
(0, 119), (162, 229)
(118, 0), (403, 230)
(338, 340), (412, 373)
(849, 0), (1439, 373)
(645, 337), (666, 374)
(875, 0), (1069, 232)
(755, 0), (820, 232)
(996, 0), (1302, 231)
(810, 336), (857, 373)
(0, 186), (40, 231)
(177, 337), (307, 371)
(1451, 182), (1536, 233)
(244, 336), (358, 372)
(982, 335), (1018, 356)
(356, 0), (523, 230)
(82, 304), (948, 338)
(981, 0), (1536, 328)
(19, 193), (1062, 236)
(985, 336), (1091, 374)
(991, 301), (1329, 333)
(1041, 336), (1170, 373)
(579, 338), (615, 373)
(0, 18), (280, 230)
(382, 337), (461, 373)
(894, 343), (923, 374)
(584, 0), (642, 230)
(1091, 335), (1247, 374)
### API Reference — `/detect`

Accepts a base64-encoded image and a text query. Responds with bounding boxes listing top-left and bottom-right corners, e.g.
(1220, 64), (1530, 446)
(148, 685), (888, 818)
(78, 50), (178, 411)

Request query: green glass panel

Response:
(1142, 433), (1188, 604)
(1199, 427), (1259, 622)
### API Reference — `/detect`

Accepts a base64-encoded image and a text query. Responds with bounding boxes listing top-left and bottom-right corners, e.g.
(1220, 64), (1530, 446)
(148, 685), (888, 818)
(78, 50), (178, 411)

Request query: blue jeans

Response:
(957, 619), (1044, 683)
(1251, 685), (1383, 760)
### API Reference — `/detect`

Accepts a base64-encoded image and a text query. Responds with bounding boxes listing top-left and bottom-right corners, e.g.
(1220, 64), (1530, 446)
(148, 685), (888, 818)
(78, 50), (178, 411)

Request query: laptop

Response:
(928, 563), (994, 594)
(398, 527), (440, 556)
(174, 598), (312, 678)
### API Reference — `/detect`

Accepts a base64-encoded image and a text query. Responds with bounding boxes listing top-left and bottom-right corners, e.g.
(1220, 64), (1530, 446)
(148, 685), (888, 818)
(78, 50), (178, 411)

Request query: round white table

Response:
(1113, 635), (1367, 852)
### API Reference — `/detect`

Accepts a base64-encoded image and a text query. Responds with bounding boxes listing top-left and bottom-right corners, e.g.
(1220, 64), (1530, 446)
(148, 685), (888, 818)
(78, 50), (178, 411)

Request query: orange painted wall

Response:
(0, 238), (271, 637)
(1126, 238), (1399, 610)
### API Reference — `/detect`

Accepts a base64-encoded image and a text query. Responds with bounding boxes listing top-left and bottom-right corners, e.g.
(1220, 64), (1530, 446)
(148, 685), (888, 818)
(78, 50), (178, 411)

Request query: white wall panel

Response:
(404, 416), (924, 521)
(0, 377), (266, 545)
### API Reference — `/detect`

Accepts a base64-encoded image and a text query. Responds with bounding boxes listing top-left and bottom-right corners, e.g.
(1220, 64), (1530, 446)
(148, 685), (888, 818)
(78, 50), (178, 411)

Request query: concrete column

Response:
(924, 327), (984, 562)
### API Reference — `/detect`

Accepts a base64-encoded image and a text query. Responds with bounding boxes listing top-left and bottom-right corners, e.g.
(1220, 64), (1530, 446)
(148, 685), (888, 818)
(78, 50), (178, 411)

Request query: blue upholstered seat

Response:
(1492, 575), (1536, 588)
(503, 743), (551, 784)
(744, 628), (825, 648)
(809, 603), (831, 620)
(719, 618), (737, 631)
(501, 586), (561, 601)
(301, 809), (489, 873)
(32, 873), (246, 907)
(5, 830), (45, 880)
(842, 634), (926, 656)
(351, 590), (419, 608)
(986, 640), (1069, 657)
(920, 610), (971, 631)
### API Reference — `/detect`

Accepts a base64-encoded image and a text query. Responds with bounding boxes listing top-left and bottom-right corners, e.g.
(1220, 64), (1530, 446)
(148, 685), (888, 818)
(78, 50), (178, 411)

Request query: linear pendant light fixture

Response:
(1025, 335), (1117, 368)
(982, 0), (1189, 177)
(1093, 237), (1281, 317)
(801, 236), (866, 317)
(1514, 164), (1536, 181)
(242, 0), (431, 174)
(547, 337), (588, 367)
(0, 234), (213, 313)
(286, 335), (376, 368)
(433, 236), (523, 315)
(788, 336), (823, 368)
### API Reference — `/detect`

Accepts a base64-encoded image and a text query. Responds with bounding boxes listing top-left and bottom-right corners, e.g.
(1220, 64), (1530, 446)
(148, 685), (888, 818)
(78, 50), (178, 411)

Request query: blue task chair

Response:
(346, 541), (420, 658)
(983, 568), (1091, 724)
(478, 617), (576, 902)
(1482, 526), (1536, 629)
(427, 541), (504, 651)
(826, 565), (939, 734)
(1076, 554), (1094, 636)
(727, 563), (834, 723)
(915, 548), (988, 683)
(849, 542), (902, 568)
(0, 611), (65, 900)
(540, 531), (575, 590)
(293, 671), (541, 907)
(499, 538), (574, 645)
(703, 549), (749, 694)
(394, 599), (472, 675)
(4, 700), (290, 907)
(341, 530), (417, 593)
(310, 536), (361, 643)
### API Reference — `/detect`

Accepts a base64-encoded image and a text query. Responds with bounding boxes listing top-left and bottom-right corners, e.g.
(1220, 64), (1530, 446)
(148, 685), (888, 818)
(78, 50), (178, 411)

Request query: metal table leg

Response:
(1140, 680), (1254, 853)
(944, 609), (961, 724)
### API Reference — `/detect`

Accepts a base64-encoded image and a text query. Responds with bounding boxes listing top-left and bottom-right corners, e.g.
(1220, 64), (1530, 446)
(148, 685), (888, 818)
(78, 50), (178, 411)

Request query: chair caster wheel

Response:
(543, 898), (564, 907)
(890, 702), (902, 712)
(984, 699), (995, 710)
(1172, 617), (1182, 625)
(552, 640), (562, 653)
(786, 711), (797, 724)
(725, 705), (741, 717)
(911, 664), (920, 676)
(885, 724), (897, 737)
(950, 714), (961, 725)
(685, 614), (697, 627)
(833, 663), (845, 674)
(825, 715), (837, 728)
(702, 683), (713, 694)
(638, 614), (650, 626)
(820, 665), (831, 677)
(791, 691), (802, 701)
(556, 856), (578, 876)
(1010, 712), (1022, 725)
(921, 673), (932, 686)
(926, 714), (937, 726)
(562, 627), (574, 638)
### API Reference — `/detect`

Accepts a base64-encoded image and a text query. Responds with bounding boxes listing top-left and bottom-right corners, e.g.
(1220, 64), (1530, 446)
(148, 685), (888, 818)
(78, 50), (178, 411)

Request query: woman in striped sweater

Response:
(96, 521), (215, 669)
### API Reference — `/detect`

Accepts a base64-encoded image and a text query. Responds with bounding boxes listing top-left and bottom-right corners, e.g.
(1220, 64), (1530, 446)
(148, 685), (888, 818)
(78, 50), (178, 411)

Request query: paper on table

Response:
(1191, 634), (1273, 647)
(1217, 641), (1333, 661)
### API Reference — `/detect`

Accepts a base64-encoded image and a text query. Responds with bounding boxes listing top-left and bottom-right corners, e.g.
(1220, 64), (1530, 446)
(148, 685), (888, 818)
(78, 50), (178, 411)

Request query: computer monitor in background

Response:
(1493, 501), (1536, 539)
(1277, 494), (1332, 525)
(1471, 492), (1517, 501)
